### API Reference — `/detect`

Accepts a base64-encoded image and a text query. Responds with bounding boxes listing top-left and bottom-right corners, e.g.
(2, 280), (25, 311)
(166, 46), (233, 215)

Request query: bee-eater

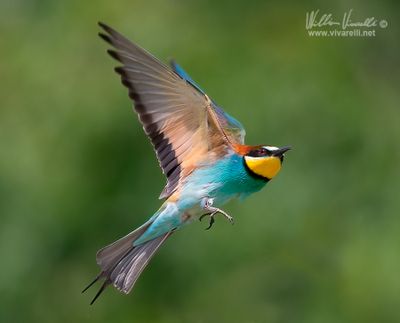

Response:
(83, 22), (291, 304)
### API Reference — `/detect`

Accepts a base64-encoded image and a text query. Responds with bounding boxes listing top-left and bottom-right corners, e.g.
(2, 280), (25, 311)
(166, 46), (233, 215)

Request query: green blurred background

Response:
(1, 0), (399, 322)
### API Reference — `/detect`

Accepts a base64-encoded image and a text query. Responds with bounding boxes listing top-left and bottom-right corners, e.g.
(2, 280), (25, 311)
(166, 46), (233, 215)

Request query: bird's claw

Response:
(200, 198), (234, 230)
(199, 213), (215, 230)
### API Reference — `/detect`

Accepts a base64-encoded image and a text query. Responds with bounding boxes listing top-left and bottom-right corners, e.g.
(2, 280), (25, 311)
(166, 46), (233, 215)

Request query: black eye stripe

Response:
(248, 148), (270, 157)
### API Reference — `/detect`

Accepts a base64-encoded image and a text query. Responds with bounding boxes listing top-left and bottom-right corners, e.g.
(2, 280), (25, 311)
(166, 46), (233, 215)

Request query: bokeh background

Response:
(1, 0), (399, 322)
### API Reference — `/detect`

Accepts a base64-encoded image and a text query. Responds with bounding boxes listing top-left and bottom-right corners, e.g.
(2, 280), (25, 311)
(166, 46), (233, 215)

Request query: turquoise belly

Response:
(181, 153), (267, 207)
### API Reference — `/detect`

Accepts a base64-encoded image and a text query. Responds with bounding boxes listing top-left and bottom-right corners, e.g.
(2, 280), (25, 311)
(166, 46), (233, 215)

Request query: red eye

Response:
(248, 148), (269, 157)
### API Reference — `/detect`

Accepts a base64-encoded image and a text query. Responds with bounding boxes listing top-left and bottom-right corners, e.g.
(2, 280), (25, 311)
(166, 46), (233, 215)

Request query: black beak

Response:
(272, 146), (291, 157)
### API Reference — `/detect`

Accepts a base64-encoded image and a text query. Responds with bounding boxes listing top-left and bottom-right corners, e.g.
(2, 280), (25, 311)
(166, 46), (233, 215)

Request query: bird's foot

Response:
(199, 198), (234, 230)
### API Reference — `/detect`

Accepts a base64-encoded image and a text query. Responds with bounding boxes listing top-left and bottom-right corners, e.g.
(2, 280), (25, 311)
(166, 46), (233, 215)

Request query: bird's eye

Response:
(249, 148), (269, 157)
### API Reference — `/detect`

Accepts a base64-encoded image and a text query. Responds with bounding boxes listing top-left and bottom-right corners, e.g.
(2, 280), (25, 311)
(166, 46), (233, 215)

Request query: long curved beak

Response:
(272, 146), (291, 157)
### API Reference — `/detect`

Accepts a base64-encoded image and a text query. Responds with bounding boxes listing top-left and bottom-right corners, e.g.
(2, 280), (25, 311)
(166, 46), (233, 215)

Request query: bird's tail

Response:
(82, 220), (173, 304)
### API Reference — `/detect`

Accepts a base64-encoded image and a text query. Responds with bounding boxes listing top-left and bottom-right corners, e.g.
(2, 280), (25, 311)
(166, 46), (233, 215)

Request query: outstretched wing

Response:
(171, 61), (246, 145)
(99, 23), (241, 199)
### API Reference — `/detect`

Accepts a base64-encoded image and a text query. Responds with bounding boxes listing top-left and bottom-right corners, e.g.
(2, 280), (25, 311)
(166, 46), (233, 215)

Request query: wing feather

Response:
(99, 23), (237, 198)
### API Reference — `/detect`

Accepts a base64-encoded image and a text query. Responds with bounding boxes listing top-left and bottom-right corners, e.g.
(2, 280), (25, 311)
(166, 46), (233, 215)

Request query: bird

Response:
(83, 22), (291, 304)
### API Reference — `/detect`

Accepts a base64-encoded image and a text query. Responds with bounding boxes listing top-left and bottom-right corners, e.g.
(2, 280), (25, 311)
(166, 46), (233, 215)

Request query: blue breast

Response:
(182, 154), (267, 207)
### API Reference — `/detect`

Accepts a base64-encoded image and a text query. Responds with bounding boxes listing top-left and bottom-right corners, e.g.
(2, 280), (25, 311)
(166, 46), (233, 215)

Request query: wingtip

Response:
(98, 21), (108, 31)
(114, 66), (124, 74)
(108, 49), (121, 62)
(98, 22), (117, 36)
(98, 32), (111, 44)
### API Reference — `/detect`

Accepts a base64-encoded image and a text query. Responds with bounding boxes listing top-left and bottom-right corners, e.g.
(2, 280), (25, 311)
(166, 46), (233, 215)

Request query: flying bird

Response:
(83, 22), (291, 304)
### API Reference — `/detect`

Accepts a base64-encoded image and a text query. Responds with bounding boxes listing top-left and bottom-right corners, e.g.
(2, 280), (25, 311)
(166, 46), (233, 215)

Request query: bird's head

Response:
(243, 145), (291, 180)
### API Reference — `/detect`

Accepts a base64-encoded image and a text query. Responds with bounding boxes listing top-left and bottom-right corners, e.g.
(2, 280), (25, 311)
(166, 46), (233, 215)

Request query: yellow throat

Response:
(244, 155), (282, 180)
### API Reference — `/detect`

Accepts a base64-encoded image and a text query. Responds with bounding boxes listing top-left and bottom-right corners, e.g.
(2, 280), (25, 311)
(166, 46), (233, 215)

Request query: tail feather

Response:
(83, 220), (173, 304)
(96, 221), (152, 273)
(111, 232), (172, 293)
(89, 280), (109, 305)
